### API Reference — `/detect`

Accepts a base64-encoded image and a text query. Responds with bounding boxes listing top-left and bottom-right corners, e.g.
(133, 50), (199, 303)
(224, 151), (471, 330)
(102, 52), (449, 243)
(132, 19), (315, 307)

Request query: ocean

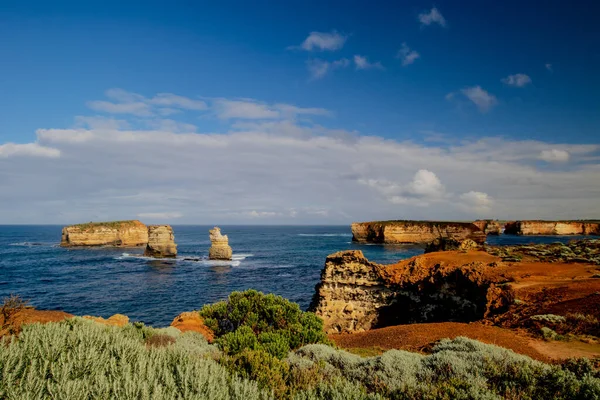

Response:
(0, 225), (588, 326)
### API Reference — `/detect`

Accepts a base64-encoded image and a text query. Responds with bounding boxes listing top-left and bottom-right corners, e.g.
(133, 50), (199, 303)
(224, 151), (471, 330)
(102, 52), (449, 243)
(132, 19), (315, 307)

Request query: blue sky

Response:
(0, 1), (599, 224)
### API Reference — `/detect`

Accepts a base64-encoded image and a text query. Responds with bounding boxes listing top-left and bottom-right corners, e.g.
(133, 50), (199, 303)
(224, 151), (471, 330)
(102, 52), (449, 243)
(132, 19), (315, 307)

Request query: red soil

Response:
(330, 322), (600, 362)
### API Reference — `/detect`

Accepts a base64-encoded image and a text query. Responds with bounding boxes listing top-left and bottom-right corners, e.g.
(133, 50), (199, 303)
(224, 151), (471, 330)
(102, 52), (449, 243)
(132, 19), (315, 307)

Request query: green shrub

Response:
(222, 349), (290, 398)
(0, 318), (271, 399)
(200, 290), (329, 358)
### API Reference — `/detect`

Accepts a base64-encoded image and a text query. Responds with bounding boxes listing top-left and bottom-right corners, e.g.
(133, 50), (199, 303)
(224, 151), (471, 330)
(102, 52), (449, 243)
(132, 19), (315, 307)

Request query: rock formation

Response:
(61, 220), (148, 247)
(351, 220), (486, 244)
(170, 312), (214, 342)
(208, 227), (232, 260)
(473, 220), (502, 235)
(82, 314), (129, 327)
(425, 238), (479, 253)
(144, 225), (177, 258)
(504, 220), (600, 236)
(310, 250), (513, 334)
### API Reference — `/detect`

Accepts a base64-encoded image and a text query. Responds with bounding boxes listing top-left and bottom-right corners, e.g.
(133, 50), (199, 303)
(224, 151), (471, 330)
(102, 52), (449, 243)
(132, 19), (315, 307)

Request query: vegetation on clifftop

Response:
(69, 220), (143, 231)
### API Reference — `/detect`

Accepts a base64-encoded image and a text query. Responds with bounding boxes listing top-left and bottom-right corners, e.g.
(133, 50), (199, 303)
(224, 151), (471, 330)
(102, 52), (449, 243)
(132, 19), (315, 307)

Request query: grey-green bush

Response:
(290, 337), (600, 399)
(0, 318), (271, 400)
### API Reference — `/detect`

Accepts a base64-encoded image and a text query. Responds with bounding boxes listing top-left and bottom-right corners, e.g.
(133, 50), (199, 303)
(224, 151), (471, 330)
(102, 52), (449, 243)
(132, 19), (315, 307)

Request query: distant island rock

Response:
(351, 220), (486, 244)
(208, 227), (232, 260)
(60, 220), (148, 247)
(504, 220), (600, 235)
(144, 225), (177, 258)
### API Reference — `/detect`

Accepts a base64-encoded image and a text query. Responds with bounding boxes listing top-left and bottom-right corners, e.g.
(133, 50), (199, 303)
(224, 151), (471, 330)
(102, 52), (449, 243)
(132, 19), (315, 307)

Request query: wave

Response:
(9, 242), (53, 247)
(297, 233), (352, 237)
(116, 253), (247, 266)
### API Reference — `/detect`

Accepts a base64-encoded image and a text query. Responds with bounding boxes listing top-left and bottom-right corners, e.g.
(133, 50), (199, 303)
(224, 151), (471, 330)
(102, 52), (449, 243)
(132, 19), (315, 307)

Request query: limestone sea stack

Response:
(351, 220), (486, 244)
(208, 227), (232, 260)
(61, 220), (148, 247)
(144, 225), (177, 258)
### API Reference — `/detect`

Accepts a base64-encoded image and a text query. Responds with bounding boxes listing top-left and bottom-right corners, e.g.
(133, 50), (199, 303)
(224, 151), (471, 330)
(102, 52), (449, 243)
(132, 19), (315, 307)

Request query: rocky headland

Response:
(208, 227), (232, 260)
(504, 220), (600, 235)
(351, 220), (486, 244)
(144, 225), (177, 258)
(60, 220), (149, 247)
(310, 241), (600, 338)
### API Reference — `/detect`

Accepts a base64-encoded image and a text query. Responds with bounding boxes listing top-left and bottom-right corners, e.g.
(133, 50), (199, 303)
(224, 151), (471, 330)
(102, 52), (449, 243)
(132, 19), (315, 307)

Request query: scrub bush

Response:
(200, 290), (329, 358)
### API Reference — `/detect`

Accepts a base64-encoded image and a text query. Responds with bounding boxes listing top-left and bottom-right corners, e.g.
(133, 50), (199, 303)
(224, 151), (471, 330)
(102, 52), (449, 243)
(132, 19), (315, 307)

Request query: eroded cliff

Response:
(61, 220), (148, 247)
(310, 250), (513, 334)
(473, 220), (502, 235)
(504, 220), (600, 235)
(351, 220), (486, 244)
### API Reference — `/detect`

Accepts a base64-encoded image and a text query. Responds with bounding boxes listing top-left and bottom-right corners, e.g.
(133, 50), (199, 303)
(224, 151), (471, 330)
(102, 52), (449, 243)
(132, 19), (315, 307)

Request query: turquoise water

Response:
(0, 225), (588, 326)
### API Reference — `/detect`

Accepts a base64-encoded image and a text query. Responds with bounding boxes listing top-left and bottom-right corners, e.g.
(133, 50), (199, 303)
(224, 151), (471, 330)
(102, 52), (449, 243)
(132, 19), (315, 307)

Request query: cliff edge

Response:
(61, 220), (148, 247)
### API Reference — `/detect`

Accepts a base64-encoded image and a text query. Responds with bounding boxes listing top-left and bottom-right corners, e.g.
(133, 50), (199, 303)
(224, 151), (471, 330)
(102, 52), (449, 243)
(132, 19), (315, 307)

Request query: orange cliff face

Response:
(351, 221), (486, 244)
(504, 220), (600, 236)
(61, 220), (149, 247)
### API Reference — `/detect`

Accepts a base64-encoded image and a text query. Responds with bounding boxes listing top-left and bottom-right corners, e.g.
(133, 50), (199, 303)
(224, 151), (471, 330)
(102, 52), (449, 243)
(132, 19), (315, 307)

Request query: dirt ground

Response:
(330, 321), (600, 362)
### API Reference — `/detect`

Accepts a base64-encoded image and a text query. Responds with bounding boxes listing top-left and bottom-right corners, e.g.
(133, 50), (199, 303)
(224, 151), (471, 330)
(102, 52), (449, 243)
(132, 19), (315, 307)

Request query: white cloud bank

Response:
(354, 55), (384, 70)
(1, 90), (599, 224)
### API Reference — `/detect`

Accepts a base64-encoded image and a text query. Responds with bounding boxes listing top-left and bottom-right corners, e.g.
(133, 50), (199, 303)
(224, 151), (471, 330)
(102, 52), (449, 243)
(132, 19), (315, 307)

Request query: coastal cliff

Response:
(473, 219), (502, 235)
(144, 225), (177, 258)
(61, 220), (148, 247)
(504, 220), (600, 235)
(310, 250), (513, 333)
(351, 220), (486, 244)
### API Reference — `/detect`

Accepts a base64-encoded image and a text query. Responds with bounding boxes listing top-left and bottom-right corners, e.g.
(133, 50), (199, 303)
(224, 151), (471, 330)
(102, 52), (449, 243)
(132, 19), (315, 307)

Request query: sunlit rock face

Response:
(310, 250), (513, 334)
(144, 225), (177, 258)
(351, 220), (486, 244)
(504, 220), (600, 235)
(473, 220), (502, 235)
(208, 227), (232, 260)
(60, 220), (148, 247)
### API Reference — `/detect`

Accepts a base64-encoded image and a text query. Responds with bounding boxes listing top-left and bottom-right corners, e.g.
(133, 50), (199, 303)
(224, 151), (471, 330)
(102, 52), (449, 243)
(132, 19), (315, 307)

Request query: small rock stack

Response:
(209, 227), (232, 260)
(144, 225), (177, 258)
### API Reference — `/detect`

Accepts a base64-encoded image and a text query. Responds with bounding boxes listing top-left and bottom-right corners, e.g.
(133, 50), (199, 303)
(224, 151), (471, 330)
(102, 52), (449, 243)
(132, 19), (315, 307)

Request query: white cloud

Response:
(149, 93), (207, 110)
(0, 142), (60, 158)
(460, 86), (498, 113)
(2, 91), (600, 224)
(294, 31), (347, 51)
(214, 99), (279, 119)
(539, 149), (570, 163)
(307, 58), (350, 80)
(545, 63), (553, 72)
(87, 89), (206, 117)
(354, 55), (384, 70)
(501, 73), (532, 87)
(408, 169), (445, 197)
(397, 43), (420, 66)
(87, 100), (153, 116)
(418, 7), (447, 27)
(460, 191), (493, 214)
(137, 212), (183, 219)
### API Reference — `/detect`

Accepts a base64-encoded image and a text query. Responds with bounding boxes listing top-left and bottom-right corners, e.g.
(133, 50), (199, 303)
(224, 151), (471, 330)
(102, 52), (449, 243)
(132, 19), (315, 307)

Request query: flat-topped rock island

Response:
(60, 220), (149, 247)
(351, 220), (486, 244)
